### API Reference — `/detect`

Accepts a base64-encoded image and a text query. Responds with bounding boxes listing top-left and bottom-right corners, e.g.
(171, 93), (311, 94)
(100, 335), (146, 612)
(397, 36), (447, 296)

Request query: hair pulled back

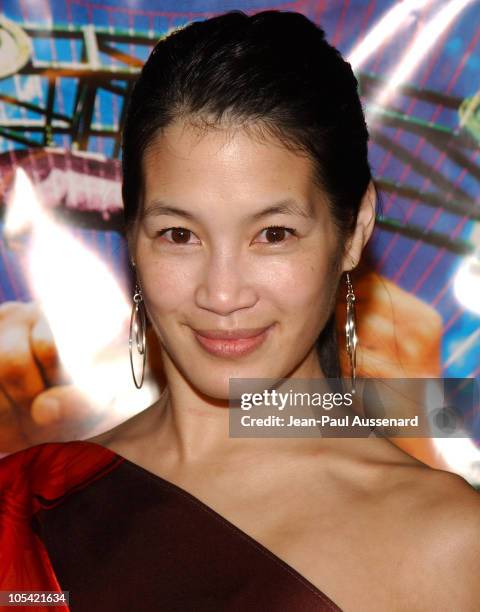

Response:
(122, 10), (372, 378)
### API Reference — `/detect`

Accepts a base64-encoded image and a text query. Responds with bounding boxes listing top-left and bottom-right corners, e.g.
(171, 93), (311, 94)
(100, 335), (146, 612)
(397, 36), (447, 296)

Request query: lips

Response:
(193, 326), (272, 340)
(192, 325), (273, 357)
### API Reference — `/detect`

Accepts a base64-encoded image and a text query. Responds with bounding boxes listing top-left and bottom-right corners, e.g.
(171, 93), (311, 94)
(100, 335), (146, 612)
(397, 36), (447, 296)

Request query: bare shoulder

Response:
(341, 438), (480, 609)
(384, 461), (480, 610)
(401, 464), (480, 536)
(418, 470), (479, 609)
(369, 441), (480, 544)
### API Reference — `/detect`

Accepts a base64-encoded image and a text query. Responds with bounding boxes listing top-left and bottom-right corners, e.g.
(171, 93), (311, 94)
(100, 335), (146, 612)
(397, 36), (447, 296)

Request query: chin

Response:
(185, 362), (286, 402)
(187, 376), (233, 403)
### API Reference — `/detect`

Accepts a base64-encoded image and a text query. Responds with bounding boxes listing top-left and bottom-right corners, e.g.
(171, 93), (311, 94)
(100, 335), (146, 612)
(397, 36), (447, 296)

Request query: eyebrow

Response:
(142, 198), (316, 221)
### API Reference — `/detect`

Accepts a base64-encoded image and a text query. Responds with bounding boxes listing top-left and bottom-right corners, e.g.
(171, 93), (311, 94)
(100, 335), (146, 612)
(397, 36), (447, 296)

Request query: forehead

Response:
(141, 120), (320, 206)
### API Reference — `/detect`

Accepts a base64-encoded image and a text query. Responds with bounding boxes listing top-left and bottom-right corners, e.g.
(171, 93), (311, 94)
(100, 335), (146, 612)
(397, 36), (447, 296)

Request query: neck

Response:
(147, 348), (332, 465)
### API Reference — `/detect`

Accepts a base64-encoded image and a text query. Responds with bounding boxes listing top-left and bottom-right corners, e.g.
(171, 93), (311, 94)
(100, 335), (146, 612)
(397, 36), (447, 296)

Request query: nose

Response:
(194, 251), (258, 316)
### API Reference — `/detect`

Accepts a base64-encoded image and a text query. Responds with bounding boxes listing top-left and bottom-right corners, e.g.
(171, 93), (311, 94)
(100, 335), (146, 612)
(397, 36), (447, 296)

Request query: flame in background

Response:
(4, 168), (156, 422)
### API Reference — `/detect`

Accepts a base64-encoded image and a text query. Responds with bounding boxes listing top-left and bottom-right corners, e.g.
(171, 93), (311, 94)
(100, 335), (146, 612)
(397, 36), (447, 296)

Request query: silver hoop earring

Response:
(129, 283), (147, 389)
(345, 272), (358, 394)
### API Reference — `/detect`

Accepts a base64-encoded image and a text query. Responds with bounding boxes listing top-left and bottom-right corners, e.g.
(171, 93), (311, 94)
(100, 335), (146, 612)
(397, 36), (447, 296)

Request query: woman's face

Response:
(132, 120), (345, 399)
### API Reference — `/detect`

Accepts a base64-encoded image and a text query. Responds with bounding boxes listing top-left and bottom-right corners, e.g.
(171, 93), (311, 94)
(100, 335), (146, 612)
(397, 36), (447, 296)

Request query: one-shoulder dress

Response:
(0, 440), (342, 611)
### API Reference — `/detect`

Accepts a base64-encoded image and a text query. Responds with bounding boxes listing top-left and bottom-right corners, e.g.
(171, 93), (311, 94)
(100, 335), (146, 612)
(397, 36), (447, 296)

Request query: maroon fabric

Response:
(21, 441), (342, 611)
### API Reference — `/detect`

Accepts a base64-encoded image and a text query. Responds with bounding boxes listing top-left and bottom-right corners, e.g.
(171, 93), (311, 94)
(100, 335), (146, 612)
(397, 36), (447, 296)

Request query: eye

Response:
(155, 225), (297, 246)
(156, 227), (200, 245)
(255, 225), (297, 244)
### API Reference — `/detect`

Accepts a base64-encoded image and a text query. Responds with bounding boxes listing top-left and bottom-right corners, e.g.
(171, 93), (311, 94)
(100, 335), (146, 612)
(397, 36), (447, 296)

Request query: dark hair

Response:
(122, 10), (372, 378)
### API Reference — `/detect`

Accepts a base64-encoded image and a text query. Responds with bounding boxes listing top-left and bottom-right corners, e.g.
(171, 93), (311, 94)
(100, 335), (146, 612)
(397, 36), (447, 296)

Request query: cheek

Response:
(138, 257), (194, 317)
(265, 254), (333, 313)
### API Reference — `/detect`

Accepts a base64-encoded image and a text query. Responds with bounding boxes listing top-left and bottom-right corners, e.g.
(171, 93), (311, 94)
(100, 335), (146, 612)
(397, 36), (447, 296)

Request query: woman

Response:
(0, 10), (478, 612)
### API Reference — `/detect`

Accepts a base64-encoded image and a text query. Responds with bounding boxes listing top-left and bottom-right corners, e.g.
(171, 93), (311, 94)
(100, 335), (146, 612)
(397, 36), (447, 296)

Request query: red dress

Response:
(0, 441), (342, 611)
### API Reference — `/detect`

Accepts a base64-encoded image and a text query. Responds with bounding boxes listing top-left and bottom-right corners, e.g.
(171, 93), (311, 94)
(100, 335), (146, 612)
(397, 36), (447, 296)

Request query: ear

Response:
(341, 180), (377, 273)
